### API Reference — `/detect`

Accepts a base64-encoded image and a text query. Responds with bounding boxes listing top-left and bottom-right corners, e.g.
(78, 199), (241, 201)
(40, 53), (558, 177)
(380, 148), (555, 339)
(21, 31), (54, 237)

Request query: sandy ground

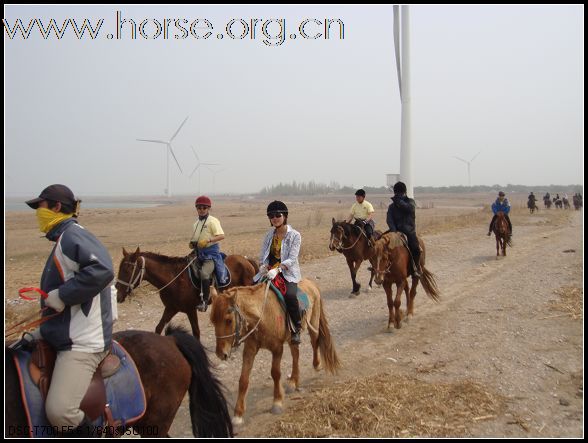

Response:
(4, 196), (583, 437)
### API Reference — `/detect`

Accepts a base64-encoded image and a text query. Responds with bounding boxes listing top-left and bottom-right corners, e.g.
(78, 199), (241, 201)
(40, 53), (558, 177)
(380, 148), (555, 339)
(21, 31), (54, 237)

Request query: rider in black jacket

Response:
(386, 181), (422, 278)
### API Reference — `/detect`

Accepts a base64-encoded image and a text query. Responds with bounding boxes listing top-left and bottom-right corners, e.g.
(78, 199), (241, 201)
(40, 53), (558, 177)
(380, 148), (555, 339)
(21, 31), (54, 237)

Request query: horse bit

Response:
(116, 256), (146, 295)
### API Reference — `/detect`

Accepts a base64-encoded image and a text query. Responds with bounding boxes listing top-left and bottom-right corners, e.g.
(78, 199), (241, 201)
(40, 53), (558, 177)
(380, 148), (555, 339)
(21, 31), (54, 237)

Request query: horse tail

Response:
(165, 325), (233, 438)
(419, 266), (441, 302)
(317, 297), (341, 375)
(245, 256), (259, 273)
(505, 234), (512, 247)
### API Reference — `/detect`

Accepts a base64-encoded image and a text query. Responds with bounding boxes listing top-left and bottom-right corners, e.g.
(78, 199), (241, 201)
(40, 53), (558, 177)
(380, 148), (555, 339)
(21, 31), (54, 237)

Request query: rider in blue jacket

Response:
(487, 191), (513, 236)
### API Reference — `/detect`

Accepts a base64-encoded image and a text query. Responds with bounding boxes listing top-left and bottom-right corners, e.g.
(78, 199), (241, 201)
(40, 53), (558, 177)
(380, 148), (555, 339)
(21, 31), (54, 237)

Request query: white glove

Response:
(266, 267), (280, 280)
(45, 288), (65, 312)
(259, 264), (268, 275)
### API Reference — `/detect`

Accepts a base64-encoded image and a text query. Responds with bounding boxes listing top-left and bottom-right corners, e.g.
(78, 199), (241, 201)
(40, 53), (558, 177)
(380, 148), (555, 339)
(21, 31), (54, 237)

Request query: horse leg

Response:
(270, 346), (285, 415)
(347, 257), (361, 295)
(233, 341), (258, 426)
(285, 343), (300, 394)
(367, 267), (375, 291)
(503, 238), (507, 256)
(187, 309), (201, 339)
(155, 306), (177, 335)
(495, 235), (500, 258)
(394, 281), (404, 329)
(384, 282), (394, 331)
(406, 276), (419, 321)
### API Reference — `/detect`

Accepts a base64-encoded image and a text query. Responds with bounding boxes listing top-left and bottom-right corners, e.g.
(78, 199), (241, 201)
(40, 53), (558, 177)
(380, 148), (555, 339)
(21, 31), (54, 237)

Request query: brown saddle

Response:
(28, 340), (121, 423)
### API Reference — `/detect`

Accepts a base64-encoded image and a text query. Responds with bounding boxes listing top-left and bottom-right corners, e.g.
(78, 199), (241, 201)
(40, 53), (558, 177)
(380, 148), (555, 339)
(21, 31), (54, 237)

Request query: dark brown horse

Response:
(5, 325), (233, 437)
(329, 219), (376, 296)
(493, 211), (511, 257)
(115, 247), (258, 338)
(527, 198), (539, 214)
(369, 232), (440, 330)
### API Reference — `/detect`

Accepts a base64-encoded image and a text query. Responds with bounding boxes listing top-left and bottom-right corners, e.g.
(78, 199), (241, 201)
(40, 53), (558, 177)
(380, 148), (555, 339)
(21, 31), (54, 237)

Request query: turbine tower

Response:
(189, 145), (218, 195)
(137, 116), (188, 197)
(394, 5), (413, 197)
(204, 165), (226, 196)
(452, 151), (481, 187)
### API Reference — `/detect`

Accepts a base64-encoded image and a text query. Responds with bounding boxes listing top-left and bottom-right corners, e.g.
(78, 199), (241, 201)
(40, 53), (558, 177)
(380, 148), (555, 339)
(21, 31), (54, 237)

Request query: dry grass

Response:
(550, 286), (583, 320)
(265, 373), (506, 438)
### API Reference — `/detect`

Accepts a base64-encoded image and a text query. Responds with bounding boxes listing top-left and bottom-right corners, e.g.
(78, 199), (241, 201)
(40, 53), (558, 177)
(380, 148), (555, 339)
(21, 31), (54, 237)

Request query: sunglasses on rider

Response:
(196, 205), (209, 210)
(268, 212), (284, 219)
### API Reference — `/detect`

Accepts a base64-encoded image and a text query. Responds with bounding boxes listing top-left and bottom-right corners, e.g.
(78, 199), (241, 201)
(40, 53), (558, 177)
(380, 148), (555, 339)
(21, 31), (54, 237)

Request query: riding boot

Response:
(285, 300), (302, 345)
(197, 279), (211, 312)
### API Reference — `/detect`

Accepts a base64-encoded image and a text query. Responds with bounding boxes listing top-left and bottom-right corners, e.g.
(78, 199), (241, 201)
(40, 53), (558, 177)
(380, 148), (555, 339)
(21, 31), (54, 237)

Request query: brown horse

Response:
(329, 218), (376, 296)
(115, 247), (258, 338)
(369, 232), (440, 330)
(493, 211), (511, 257)
(5, 325), (233, 437)
(209, 279), (341, 426)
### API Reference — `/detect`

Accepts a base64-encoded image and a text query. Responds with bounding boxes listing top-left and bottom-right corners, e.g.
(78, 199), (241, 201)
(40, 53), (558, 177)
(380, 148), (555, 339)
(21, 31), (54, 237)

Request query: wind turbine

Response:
(452, 151), (481, 187)
(137, 116), (188, 197)
(189, 145), (218, 194)
(204, 165), (227, 196)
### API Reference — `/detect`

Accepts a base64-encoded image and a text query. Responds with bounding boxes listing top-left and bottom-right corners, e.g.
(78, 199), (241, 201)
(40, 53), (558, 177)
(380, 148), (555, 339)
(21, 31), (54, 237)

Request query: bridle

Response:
(215, 281), (271, 355)
(116, 256), (146, 295)
(329, 224), (365, 251)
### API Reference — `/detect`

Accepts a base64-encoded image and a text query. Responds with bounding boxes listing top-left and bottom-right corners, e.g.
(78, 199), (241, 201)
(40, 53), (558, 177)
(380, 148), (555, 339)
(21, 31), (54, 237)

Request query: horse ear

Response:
(332, 217), (336, 225)
(135, 246), (141, 254)
(122, 247), (128, 257)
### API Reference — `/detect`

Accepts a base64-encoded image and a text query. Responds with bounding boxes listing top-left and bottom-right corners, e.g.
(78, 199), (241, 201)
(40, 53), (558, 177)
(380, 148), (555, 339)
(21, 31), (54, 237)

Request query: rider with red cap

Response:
(189, 196), (227, 312)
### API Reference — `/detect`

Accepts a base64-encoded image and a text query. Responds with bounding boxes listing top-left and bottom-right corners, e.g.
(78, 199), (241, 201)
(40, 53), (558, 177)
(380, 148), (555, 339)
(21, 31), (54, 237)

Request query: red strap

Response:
(18, 287), (49, 300)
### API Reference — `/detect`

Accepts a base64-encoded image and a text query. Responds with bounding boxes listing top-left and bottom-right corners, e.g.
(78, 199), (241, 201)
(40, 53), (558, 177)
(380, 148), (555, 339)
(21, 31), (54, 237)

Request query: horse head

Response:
(370, 235), (392, 285)
(115, 247), (145, 303)
(210, 288), (240, 361)
(329, 218), (347, 251)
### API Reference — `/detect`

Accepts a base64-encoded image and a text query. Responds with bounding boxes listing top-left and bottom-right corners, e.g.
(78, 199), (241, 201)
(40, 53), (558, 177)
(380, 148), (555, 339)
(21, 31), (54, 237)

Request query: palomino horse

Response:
(492, 211), (511, 257)
(329, 218), (376, 296)
(115, 247), (258, 338)
(210, 279), (341, 425)
(370, 232), (440, 330)
(5, 326), (232, 437)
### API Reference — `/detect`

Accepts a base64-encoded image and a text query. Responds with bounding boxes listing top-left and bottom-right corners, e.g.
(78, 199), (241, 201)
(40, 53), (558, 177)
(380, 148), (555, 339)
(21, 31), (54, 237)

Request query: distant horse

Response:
(527, 198), (539, 214)
(543, 197), (552, 209)
(573, 195), (582, 210)
(115, 247), (258, 338)
(329, 219), (377, 296)
(369, 233), (440, 330)
(554, 198), (563, 209)
(493, 211), (511, 257)
(562, 197), (570, 210)
(5, 326), (233, 437)
(210, 280), (341, 425)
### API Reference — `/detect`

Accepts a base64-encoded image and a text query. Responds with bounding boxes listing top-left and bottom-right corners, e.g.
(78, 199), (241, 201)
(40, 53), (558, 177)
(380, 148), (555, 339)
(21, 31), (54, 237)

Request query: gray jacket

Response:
(256, 225), (302, 283)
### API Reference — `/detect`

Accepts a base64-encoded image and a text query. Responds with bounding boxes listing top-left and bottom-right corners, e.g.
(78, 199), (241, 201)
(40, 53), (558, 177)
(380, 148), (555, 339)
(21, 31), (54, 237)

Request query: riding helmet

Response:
(267, 200), (288, 215)
(195, 195), (212, 207)
(355, 189), (366, 197)
(498, 191), (505, 197)
(393, 181), (407, 194)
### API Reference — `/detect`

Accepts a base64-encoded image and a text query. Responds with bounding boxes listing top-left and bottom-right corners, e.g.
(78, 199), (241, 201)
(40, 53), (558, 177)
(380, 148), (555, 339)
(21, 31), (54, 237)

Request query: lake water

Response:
(4, 201), (163, 212)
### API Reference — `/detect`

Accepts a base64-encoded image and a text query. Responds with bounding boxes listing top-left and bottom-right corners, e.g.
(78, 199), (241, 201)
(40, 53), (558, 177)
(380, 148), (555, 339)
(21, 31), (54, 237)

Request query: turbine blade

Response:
(452, 156), (468, 164)
(200, 162), (220, 166)
(189, 165), (200, 178)
(470, 151), (482, 162)
(169, 116), (189, 142)
(190, 145), (201, 162)
(137, 139), (167, 144)
(168, 145), (183, 173)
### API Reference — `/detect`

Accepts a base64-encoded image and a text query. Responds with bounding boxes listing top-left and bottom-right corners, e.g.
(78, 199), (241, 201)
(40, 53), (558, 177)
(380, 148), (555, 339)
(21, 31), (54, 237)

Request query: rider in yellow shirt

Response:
(346, 189), (375, 244)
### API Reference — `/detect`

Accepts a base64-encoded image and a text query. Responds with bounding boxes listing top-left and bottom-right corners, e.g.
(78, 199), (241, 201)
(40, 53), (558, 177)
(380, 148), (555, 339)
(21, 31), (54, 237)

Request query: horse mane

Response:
(210, 283), (265, 324)
(139, 251), (188, 265)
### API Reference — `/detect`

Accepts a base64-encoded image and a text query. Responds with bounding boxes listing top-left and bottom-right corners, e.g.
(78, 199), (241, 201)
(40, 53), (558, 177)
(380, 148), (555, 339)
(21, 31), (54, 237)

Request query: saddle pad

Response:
(188, 263), (231, 289)
(269, 283), (311, 315)
(13, 340), (146, 437)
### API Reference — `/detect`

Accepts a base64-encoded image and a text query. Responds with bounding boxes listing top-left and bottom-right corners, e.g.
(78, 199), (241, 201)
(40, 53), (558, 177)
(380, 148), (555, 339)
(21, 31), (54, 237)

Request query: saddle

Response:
(14, 340), (146, 437)
(188, 255), (231, 290)
(267, 275), (310, 333)
(28, 340), (121, 421)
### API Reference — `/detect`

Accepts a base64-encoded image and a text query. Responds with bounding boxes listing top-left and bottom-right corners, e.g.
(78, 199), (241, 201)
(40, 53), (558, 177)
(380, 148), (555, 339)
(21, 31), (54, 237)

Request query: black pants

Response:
(489, 214), (512, 233)
(405, 231), (421, 271)
(285, 281), (302, 331)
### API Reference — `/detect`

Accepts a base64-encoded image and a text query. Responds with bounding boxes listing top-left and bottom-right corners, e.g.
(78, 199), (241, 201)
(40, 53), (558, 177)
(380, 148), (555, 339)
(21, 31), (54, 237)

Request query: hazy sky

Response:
(4, 5), (584, 197)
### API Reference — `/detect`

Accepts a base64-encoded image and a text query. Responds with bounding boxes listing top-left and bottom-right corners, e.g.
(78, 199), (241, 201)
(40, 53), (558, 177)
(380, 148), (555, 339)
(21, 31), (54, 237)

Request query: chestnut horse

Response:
(329, 219), (377, 296)
(115, 247), (258, 338)
(493, 211), (511, 257)
(370, 232), (440, 330)
(209, 279), (341, 426)
(5, 326), (232, 437)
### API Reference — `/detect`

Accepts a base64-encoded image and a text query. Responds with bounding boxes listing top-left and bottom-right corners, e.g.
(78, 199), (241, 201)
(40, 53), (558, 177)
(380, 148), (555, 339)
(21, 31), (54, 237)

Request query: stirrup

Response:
(290, 331), (301, 345)
(196, 299), (208, 312)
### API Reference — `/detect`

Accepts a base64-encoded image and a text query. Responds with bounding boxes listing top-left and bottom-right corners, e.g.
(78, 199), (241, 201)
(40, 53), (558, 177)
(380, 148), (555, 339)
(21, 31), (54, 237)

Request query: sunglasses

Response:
(196, 205), (209, 210)
(268, 212), (284, 219)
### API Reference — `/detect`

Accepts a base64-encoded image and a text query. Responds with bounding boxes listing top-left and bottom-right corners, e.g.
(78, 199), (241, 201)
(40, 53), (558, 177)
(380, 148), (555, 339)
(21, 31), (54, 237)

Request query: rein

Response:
(330, 224), (367, 251)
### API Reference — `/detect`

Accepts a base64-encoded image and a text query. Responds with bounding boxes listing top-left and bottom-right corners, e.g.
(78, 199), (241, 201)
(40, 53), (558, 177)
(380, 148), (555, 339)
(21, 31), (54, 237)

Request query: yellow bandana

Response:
(36, 208), (73, 233)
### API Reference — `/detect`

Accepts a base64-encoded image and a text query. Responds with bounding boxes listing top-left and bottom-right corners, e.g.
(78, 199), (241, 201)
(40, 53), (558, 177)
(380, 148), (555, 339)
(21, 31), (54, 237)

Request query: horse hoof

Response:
(367, 286), (372, 292)
(285, 382), (296, 394)
(349, 292), (359, 298)
(232, 416), (244, 426)
(271, 404), (283, 415)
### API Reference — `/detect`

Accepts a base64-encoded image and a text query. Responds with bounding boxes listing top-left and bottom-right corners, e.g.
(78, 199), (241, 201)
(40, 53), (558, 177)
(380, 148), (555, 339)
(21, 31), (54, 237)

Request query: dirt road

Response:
(118, 210), (583, 437)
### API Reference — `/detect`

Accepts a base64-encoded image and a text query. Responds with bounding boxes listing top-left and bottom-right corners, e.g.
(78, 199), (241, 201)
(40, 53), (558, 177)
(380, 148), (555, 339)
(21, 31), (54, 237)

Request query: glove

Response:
(259, 264), (268, 275)
(197, 238), (209, 249)
(189, 241), (197, 250)
(9, 328), (42, 351)
(266, 267), (280, 280)
(45, 288), (65, 312)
